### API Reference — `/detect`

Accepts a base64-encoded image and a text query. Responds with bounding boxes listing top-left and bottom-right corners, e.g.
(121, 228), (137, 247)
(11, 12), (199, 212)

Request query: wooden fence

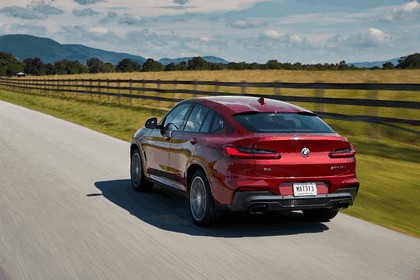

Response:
(0, 77), (419, 128)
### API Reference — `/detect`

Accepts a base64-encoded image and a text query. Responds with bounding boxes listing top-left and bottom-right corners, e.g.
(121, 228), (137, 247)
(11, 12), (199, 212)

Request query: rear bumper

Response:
(230, 187), (358, 212)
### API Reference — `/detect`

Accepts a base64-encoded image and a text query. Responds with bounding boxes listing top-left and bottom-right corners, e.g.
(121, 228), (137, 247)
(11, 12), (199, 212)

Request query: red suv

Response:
(130, 96), (359, 226)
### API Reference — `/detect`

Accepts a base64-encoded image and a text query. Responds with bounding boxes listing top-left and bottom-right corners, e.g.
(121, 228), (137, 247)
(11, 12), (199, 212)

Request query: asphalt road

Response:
(0, 100), (419, 280)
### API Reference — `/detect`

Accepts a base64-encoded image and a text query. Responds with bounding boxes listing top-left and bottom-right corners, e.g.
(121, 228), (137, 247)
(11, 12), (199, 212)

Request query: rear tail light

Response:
(224, 145), (281, 159)
(329, 147), (356, 158)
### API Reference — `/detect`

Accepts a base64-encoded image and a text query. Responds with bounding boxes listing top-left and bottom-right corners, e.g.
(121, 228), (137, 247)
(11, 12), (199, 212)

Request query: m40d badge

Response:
(301, 147), (310, 157)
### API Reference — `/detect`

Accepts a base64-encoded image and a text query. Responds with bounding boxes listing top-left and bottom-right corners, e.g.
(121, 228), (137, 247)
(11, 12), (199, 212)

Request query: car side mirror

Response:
(145, 117), (158, 129)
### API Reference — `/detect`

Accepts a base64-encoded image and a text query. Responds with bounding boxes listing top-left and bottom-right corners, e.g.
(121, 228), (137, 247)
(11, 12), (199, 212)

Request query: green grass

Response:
(0, 89), (167, 141)
(344, 154), (419, 237)
(0, 88), (419, 238)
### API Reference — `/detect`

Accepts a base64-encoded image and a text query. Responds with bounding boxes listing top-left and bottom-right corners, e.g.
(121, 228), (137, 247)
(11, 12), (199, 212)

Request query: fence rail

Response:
(0, 77), (419, 127)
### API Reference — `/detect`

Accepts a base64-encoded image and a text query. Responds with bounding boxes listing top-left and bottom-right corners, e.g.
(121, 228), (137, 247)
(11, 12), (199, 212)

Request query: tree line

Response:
(0, 52), (419, 77)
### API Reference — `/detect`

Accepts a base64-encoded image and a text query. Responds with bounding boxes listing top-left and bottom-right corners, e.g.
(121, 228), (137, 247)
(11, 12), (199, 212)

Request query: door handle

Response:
(190, 138), (198, 145)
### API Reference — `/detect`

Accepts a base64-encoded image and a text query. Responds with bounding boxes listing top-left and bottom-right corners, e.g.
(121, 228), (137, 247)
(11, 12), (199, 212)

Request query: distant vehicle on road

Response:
(130, 96), (359, 226)
(17, 72), (26, 77)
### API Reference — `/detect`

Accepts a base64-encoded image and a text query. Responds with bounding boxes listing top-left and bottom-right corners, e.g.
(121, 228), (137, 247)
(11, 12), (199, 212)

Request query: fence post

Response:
(118, 80), (121, 105)
(129, 79), (133, 107)
(173, 79), (179, 105)
(107, 79), (110, 102)
(142, 79), (146, 106)
(315, 81), (325, 113)
(63, 80), (66, 98)
(215, 80), (220, 95)
(274, 81), (281, 96)
(157, 79), (161, 108)
(241, 81), (247, 96)
(89, 80), (93, 101)
(193, 80), (198, 97)
(98, 80), (101, 103)
(73, 80), (77, 100)
(366, 81), (380, 138)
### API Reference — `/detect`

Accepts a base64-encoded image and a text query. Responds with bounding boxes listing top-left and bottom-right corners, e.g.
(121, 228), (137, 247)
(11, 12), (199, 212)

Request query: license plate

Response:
(293, 182), (317, 196)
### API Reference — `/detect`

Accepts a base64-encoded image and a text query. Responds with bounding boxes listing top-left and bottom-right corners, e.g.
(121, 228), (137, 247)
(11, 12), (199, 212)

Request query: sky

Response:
(0, 0), (419, 63)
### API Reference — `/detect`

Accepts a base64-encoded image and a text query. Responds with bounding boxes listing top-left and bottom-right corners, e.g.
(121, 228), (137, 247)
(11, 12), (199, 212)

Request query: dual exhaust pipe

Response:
(249, 204), (268, 215)
(249, 202), (349, 214)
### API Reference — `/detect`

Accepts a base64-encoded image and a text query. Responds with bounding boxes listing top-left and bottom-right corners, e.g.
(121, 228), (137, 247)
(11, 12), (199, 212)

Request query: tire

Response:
(130, 148), (153, 192)
(302, 208), (339, 222)
(189, 170), (220, 226)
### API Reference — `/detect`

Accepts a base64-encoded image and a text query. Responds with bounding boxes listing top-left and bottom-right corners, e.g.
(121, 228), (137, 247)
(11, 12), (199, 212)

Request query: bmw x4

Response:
(130, 96), (359, 226)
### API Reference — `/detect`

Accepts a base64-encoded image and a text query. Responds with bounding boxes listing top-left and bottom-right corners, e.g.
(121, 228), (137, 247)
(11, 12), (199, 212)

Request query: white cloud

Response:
(98, 11), (142, 25)
(0, 2), (63, 20)
(200, 36), (211, 42)
(261, 29), (284, 40)
(173, 0), (189, 5)
(100, 0), (268, 16)
(72, 8), (100, 17)
(74, 0), (104, 5)
(231, 19), (265, 29)
(366, 28), (390, 42)
(384, 0), (420, 21)
(290, 34), (302, 43)
(89, 26), (108, 35)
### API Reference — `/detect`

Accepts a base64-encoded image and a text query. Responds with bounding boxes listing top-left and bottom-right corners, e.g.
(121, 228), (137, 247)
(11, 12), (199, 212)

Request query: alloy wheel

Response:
(190, 176), (207, 222)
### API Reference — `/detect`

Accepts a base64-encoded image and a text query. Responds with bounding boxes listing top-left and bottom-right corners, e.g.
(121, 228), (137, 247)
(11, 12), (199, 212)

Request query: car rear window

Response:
(233, 112), (334, 133)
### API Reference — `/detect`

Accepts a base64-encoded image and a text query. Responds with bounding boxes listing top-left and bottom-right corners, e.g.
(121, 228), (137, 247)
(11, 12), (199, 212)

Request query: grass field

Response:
(1, 69), (419, 237)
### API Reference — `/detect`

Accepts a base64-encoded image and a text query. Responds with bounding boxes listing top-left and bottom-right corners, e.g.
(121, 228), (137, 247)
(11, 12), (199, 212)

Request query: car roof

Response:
(193, 96), (313, 115)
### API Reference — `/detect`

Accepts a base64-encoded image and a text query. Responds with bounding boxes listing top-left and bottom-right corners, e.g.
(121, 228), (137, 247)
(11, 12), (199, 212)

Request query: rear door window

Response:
(184, 104), (211, 133)
(210, 113), (224, 133)
(199, 110), (214, 133)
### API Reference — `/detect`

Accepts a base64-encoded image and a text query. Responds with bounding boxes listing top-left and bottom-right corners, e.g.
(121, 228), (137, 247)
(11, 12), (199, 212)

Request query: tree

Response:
(87, 58), (105, 73)
(102, 63), (115, 73)
(187, 57), (210, 70)
(52, 60), (87, 75)
(164, 63), (177, 71)
(23, 57), (46, 75)
(176, 61), (187, 71)
(397, 53), (420, 69)
(142, 58), (163, 72)
(0, 52), (24, 76)
(226, 62), (245, 70)
(382, 61), (394, 69)
(66, 60), (88, 74)
(265, 60), (282, 70)
(116, 58), (141, 72)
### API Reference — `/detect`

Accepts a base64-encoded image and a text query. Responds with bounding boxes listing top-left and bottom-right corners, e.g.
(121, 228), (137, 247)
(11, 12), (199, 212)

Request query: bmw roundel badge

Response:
(301, 147), (310, 157)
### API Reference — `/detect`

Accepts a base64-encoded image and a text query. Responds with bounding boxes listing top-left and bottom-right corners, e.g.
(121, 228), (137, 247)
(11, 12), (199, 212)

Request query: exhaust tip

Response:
(249, 204), (268, 215)
(338, 202), (350, 209)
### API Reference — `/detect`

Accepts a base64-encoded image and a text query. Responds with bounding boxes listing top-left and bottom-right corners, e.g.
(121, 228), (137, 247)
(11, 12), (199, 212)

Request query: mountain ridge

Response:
(0, 34), (146, 65)
(0, 34), (229, 66)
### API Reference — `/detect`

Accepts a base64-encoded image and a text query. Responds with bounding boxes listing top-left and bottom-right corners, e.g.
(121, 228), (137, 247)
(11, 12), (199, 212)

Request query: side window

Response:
(184, 104), (210, 133)
(210, 113), (224, 133)
(199, 110), (214, 133)
(163, 103), (191, 131)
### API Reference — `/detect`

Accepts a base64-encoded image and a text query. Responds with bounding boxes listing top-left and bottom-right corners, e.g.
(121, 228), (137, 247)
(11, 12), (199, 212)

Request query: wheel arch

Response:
(187, 163), (209, 192)
(130, 142), (147, 175)
(130, 143), (139, 156)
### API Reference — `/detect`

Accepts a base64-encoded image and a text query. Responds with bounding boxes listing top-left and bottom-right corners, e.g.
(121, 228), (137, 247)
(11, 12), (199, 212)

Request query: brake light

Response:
(329, 148), (356, 158)
(224, 145), (281, 159)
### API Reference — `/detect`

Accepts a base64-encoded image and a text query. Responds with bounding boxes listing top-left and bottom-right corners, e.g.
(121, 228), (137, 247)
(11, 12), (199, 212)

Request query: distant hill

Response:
(159, 56), (229, 65)
(0, 34), (146, 65)
(349, 58), (400, 68)
(0, 34), (230, 66)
